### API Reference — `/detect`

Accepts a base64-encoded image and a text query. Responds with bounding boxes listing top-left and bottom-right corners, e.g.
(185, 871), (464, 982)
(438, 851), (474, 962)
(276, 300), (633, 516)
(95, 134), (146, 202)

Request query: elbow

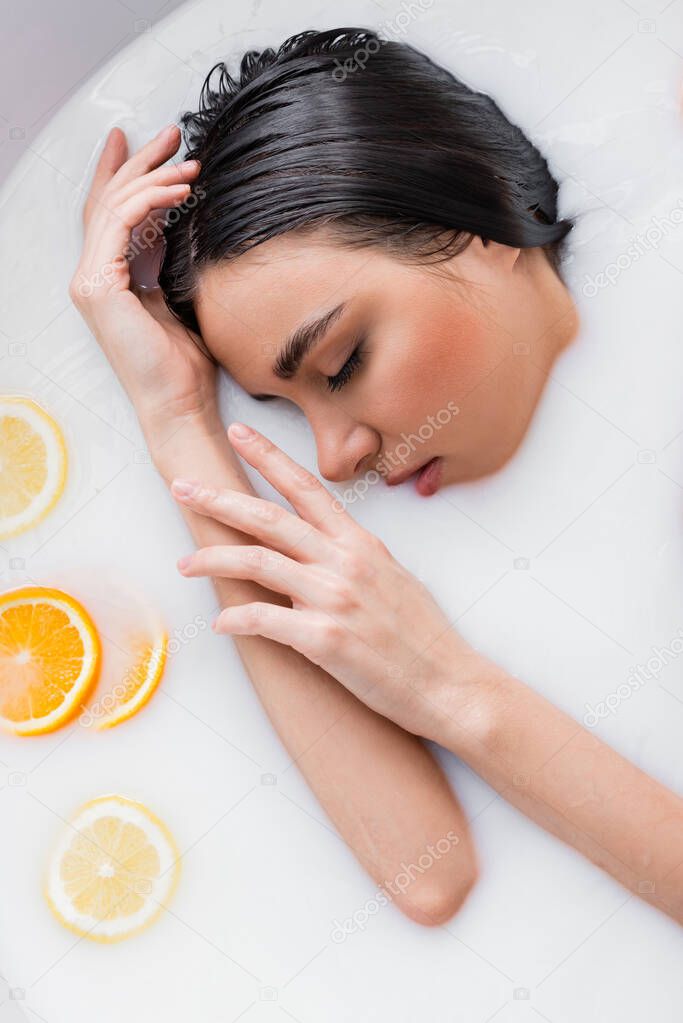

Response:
(391, 846), (479, 927)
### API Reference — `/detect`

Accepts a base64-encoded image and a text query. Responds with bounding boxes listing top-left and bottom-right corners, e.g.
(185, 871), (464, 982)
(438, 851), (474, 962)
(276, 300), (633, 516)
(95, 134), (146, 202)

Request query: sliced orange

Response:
(45, 794), (180, 942)
(0, 586), (101, 735)
(0, 395), (67, 540)
(88, 632), (168, 730)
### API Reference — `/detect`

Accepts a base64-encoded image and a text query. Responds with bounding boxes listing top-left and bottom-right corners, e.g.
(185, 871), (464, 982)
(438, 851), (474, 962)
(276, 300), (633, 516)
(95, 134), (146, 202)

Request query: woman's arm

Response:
(171, 423), (683, 926)
(151, 414), (478, 926)
(70, 126), (478, 926)
(430, 657), (683, 923)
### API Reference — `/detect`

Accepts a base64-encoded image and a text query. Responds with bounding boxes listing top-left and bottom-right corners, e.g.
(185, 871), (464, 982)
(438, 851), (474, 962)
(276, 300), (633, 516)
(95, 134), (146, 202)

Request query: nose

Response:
(308, 408), (379, 483)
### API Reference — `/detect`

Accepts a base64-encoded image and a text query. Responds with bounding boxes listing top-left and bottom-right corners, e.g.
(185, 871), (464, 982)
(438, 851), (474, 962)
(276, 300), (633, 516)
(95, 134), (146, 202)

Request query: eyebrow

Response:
(249, 302), (347, 401)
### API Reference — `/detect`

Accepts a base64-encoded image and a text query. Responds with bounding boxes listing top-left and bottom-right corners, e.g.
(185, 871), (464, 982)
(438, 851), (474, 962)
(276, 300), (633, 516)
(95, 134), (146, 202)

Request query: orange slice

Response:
(88, 632), (168, 730)
(45, 794), (180, 942)
(0, 395), (67, 540)
(0, 586), (101, 735)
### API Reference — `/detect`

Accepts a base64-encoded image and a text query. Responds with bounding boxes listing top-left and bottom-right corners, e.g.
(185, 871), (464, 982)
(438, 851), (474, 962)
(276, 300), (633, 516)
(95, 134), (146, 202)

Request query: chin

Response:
(442, 432), (529, 486)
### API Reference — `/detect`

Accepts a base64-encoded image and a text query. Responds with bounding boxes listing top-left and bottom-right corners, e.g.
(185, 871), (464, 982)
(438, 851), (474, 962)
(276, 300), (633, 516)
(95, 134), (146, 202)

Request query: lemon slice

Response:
(91, 632), (168, 730)
(0, 395), (67, 539)
(45, 795), (180, 942)
(0, 586), (101, 735)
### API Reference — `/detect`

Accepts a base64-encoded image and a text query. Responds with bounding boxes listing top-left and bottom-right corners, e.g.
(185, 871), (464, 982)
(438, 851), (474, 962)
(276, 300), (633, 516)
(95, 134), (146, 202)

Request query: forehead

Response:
(194, 233), (373, 356)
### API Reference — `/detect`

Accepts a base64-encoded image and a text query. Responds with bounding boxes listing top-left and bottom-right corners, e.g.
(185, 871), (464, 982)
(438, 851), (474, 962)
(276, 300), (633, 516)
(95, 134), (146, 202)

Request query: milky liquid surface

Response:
(1, 3), (682, 1020)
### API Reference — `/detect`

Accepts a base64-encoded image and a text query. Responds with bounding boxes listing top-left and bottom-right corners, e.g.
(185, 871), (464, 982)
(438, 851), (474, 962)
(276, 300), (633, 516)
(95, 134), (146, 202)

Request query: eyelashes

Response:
(326, 340), (365, 393)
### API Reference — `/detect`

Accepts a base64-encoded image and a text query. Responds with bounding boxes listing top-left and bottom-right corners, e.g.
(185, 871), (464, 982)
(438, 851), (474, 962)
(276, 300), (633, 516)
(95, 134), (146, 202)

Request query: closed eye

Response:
(327, 342), (365, 393)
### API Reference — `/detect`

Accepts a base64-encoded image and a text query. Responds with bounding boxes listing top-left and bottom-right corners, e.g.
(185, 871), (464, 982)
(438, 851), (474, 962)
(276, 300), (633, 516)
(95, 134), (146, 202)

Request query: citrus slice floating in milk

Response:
(0, 395), (67, 540)
(45, 794), (180, 942)
(0, 586), (101, 735)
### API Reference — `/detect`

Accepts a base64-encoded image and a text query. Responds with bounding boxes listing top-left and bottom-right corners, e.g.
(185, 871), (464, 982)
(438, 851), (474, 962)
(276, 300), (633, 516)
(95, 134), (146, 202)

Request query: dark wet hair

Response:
(159, 27), (573, 335)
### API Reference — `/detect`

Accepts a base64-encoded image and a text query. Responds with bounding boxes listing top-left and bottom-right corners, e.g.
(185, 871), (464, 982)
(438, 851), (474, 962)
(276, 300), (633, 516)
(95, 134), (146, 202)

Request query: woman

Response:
(70, 28), (683, 926)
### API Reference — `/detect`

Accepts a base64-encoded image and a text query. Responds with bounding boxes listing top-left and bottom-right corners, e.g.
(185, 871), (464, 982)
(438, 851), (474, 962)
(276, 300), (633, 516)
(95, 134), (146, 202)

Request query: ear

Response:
(473, 236), (522, 272)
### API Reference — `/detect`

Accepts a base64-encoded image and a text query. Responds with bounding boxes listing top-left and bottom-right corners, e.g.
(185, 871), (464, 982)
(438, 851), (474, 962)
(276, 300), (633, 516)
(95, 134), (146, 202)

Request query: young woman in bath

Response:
(70, 28), (683, 926)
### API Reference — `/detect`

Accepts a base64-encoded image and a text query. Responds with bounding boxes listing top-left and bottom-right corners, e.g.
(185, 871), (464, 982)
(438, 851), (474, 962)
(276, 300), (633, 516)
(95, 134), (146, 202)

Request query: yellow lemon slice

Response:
(0, 586), (101, 735)
(90, 632), (168, 730)
(45, 795), (180, 942)
(0, 395), (67, 540)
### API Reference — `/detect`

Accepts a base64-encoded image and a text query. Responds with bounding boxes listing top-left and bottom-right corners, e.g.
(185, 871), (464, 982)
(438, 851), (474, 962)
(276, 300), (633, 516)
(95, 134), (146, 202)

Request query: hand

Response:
(169, 423), (485, 738)
(69, 124), (219, 448)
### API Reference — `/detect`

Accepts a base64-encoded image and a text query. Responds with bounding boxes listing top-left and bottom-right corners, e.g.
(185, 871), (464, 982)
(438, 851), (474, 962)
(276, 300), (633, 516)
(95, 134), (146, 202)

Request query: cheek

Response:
(377, 303), (501, 422)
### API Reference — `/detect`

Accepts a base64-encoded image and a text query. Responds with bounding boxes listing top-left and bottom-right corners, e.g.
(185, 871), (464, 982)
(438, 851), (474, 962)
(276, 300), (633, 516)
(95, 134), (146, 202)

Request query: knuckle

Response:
(241, 547), (263, 568)
(306, 616), (343, 658)
(338, 549), (369, 583)
(321, 617), (345, 645)
(244, 603), (265, 628)
(328, 579), (356, 613)
(244, 547), (282, 572)
(68, 275), (85, 305)
(253, 500), (282, 525)
(365, 532), (391, 558)
(293, 467), (322, 492)
(254, 436), (275, 457)
(197, 485), (219, 505)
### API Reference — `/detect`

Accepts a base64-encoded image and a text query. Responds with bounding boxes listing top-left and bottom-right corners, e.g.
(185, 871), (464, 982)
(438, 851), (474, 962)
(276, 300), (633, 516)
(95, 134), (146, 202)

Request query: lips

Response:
(384, 457), (432, 487)
(384, 455), (443, 496)
(415, 456), (442, 497)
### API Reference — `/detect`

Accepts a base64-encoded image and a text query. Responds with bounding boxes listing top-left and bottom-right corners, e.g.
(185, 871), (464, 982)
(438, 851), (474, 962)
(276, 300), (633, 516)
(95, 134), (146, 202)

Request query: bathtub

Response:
(1, 0), (682, 1020)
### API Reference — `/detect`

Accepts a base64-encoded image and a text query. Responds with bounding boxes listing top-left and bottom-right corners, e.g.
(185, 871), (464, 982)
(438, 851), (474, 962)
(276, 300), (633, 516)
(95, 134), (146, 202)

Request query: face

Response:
(194, 230), (579, 496)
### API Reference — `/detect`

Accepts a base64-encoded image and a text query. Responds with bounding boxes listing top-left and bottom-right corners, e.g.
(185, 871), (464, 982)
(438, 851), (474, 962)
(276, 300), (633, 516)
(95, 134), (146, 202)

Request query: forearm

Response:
(430, 657), (683, 923)
(151, 416), (477, 922)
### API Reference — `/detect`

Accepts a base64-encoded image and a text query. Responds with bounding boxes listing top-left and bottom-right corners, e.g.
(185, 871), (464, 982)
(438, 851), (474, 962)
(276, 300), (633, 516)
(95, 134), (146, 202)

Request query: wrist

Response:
(419, 633), (507, 752)
(147, 410), (253, 494)
(147, 409), (220, 469)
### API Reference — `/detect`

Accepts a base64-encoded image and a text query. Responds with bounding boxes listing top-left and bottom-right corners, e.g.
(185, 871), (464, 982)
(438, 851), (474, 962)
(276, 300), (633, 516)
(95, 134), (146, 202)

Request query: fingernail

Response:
(229, 422), (255, 440)
(171, 478), (198, 498)
(177, 555), (191, 570)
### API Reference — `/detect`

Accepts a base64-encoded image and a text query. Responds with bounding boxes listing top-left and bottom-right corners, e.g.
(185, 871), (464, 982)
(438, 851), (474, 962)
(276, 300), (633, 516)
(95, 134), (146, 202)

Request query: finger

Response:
(83, 125), (183, 240)
(79, 183), (191, 291)
(111, 158), (200, 207)
(108, 123), (182, 190)
(213, 601), (338, 665)
(226, 423), (356, 538)
(177, 545), (333, 606)
(116, 183), (191, 231)
(83, 127), (128, 228)
(170, 480), (327, 561)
